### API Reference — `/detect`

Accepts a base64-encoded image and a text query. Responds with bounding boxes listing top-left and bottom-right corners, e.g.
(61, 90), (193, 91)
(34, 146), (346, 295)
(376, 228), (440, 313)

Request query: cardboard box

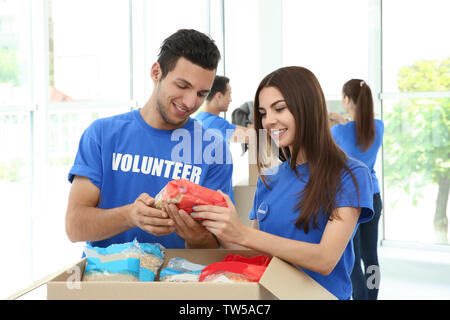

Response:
(44, 249), (336, 300)
(233, 185), (257, 227)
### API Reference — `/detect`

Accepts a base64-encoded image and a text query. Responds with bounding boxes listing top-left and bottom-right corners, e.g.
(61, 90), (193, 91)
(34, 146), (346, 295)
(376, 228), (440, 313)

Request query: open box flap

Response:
(259, 257), (337, 300)
(6, 259), (85, 300)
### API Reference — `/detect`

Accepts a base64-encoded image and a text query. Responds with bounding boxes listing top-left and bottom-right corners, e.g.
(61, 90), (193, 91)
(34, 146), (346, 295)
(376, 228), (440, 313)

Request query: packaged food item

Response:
(222, 254), (271, 267)
(82, 239), (166, 282)
(138, 242), (165, 282)
(198, 261), (267, 283)
(167, 257), (207, 273)
(154, 179), (227, 219)
(198, 254), (271, 283)
(159, 268), (203, 282)
(83, 240), (141, 282)
(159, 257), (206, 282)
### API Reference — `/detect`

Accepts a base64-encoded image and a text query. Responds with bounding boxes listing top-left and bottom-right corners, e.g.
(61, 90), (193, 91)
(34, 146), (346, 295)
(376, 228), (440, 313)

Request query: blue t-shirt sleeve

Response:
(337, 162), (374, 223)
(68, 120), (103, 189)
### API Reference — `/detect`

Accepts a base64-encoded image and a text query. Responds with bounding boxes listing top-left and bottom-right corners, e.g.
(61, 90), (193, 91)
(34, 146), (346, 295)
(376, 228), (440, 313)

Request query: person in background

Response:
(186, 66), (374, 300)
(195, 75), (254, 144)
(329, 79), (384, 300)
(195, 75), (255, 202)
(65, 29), (233, 251)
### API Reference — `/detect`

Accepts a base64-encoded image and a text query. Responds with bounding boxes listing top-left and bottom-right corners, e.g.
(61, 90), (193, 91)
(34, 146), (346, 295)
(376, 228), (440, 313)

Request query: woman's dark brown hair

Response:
(254, 66), (359, 233)
(342, 79), (375, 151)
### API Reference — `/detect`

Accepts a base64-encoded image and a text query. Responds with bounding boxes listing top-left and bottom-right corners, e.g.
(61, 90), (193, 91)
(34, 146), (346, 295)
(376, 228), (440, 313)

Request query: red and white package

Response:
(154, 179), (228, 219)
(198, 261), (268, 283)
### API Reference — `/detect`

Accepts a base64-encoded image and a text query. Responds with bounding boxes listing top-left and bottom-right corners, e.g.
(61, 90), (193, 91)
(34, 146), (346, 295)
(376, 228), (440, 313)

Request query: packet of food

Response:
(82, 240), (141, 281)
(222, 254), (271, 267)
(138, 242), (165, 282)
(159, 257), (206, 282)
(198, 261), (267, 283)
(154, 179), (228, 219)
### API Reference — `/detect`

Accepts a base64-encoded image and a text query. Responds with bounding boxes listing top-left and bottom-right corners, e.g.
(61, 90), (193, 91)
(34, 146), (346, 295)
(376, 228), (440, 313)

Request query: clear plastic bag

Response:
(83, 240), (141, 281)
(159, 257), (206, 282)
(82, 239), (166, 282)
(138, 242), (165, 282)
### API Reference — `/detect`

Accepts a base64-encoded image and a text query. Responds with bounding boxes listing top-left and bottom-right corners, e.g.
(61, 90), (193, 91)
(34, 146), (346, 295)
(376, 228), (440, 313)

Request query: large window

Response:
(0, 0), (33, 299)
(223, 0), (261, 186)
(49, 0), (131, 102)
(1, 0), (215, 299)
(0, 0), (31, 106)
(282, 0), (369, 96)
(382, 0), (450, 245)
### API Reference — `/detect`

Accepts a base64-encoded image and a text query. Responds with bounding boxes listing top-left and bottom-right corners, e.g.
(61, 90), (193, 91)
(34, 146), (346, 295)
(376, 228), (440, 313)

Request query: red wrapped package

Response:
(198, 254), (271, 283)
(198, 261), (267, 283)
(222, 254), (271, 267)
(154, 179), (227, 218)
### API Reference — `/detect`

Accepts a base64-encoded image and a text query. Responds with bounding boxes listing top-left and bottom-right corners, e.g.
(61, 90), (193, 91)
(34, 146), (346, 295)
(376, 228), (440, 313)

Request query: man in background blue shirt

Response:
(195, 76), (253, 144)
(195, 76), (255, 202)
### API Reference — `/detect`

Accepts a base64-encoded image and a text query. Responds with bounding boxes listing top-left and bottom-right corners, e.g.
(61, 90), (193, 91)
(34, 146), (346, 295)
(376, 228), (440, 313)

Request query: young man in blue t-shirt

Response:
(195, 75), (254, 144)
(195, 76), (255, 202)
(65, 29), (233, 250)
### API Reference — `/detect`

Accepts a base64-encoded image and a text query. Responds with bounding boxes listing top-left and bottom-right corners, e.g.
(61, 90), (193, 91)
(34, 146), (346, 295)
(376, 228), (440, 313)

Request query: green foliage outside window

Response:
(384, 57), (450, 243)
(0, 47), (20, 86)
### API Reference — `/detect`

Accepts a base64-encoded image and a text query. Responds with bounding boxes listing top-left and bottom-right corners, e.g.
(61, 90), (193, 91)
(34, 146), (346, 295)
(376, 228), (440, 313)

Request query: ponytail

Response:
(343, 80), (375, 151)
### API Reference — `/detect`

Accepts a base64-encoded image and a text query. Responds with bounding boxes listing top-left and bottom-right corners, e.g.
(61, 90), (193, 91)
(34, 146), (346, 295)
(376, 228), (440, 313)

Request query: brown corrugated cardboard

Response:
(233, 185), (257, 227)
(44, 249), (337, 300)
(248, 163), (259, 186)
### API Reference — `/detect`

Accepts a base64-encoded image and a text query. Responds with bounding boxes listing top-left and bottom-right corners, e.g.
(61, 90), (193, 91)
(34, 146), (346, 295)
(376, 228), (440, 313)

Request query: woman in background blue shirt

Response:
(191, 67), (374, 300)
(329, 79), (384, 300)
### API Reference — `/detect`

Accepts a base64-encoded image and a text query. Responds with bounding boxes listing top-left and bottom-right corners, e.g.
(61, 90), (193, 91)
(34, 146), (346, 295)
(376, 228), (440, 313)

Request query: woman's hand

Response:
(328, 112), (347, 124)
(190, 191), (247, 245)
(164, 203), (219, 248)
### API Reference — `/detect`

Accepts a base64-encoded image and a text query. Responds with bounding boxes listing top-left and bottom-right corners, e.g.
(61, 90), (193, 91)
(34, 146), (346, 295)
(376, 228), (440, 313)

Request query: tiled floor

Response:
(375, 245), (450, 300)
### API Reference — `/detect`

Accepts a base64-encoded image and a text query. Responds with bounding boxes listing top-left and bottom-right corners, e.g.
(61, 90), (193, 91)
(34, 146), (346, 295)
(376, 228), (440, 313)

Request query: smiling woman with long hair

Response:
(192, 66), (374, 300)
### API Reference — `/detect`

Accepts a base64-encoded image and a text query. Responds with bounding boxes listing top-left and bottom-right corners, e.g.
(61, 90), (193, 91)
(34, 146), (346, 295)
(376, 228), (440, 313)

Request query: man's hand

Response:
(128, 193), (175, 236)
(164, 204), (219, 248)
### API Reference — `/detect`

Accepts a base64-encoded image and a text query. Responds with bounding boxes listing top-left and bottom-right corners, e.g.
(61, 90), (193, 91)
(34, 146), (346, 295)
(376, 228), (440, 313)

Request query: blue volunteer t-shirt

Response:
(248, 158), (374, 300)
(194, 111), (237, 142)
(331, 119), (384, 194)
(68, 109), (233, 249)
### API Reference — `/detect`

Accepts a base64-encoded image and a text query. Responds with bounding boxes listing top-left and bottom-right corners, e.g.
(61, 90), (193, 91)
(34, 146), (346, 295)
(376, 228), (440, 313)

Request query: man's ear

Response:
(150, 62), (162, 83)
(215, 92), (223, 101)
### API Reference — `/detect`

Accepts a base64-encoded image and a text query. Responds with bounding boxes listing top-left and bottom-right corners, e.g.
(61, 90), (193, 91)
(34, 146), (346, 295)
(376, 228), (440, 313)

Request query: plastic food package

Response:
(159, 257), (206, 282)
(198, 261), (268, 283)
(138, 242), (165, 282)
(222, 254), (271, 267)
(82, 239), (165, 282)
(83, 240), (141, 282)
(198, 254), (271, 283)
(154, 179), (227, 219)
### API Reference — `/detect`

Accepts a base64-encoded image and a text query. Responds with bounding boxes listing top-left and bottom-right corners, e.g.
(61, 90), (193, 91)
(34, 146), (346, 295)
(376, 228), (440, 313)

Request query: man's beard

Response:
(156, 89), (186, 128)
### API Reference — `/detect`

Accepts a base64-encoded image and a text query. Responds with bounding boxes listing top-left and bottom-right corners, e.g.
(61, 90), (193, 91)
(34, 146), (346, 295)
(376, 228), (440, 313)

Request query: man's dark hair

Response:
(157, 29), (221, 79)
(206, 75), (230, 101)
